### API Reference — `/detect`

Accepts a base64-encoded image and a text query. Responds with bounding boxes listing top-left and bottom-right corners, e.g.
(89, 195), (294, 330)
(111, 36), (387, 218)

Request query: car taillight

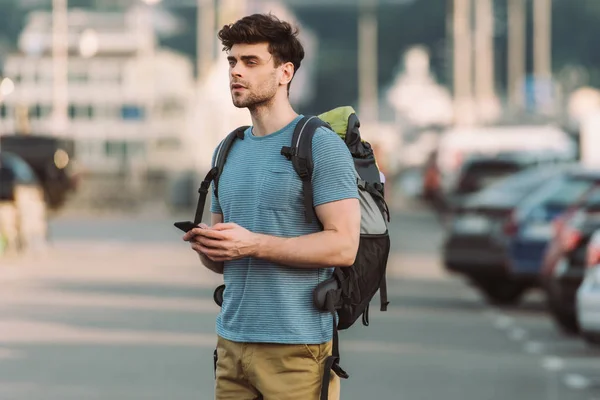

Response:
(587, 243), (600, 268)
(560, 225), (583, 252)
(503, 212), (519, 236)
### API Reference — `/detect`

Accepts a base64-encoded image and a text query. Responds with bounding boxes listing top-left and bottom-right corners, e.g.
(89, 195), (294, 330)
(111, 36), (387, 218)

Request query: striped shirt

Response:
(210, 115), (359, 344)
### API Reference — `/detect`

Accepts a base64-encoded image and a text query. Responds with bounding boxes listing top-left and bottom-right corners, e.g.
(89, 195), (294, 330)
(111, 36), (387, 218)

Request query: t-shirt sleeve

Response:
(210, 142), (223, 215)
(311, 127), (359, 207)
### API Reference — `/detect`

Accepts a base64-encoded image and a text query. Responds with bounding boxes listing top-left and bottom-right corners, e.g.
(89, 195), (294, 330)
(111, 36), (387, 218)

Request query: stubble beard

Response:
(231, 78), (278, 110)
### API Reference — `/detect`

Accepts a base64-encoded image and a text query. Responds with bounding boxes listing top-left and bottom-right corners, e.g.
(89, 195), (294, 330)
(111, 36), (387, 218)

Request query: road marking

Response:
(494, 315), (514, 330)
(524, 341), (544, 354)
(542, 356), (565, 371)
(564, 374), (591, 390)
(508, 327), (528, 341)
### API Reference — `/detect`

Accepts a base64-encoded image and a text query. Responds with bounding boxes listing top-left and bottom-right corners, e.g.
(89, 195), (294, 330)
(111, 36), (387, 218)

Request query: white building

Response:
(0, 6), (196, 174)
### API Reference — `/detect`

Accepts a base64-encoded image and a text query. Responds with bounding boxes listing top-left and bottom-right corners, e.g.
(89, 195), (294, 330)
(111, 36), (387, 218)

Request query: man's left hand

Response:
(188, 223), (260, 262)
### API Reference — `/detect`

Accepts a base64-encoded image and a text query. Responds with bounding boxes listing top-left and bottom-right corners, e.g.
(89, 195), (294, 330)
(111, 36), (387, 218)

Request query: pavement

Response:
(1, 202), (600, 400)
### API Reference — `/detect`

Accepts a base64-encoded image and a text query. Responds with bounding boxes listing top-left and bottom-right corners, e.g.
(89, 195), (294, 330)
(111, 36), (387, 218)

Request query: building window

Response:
(68, 70), (87, 82)
(68, 104), (76, 119)
(32, 104), (43, 119)
(105, 140), (127, 158)
(121, 105), (145, 121)
(0, 104), (7, 119)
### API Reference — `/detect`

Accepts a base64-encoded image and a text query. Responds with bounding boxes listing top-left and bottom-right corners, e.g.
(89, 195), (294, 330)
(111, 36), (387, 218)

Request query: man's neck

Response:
(249, 94), (298, 137)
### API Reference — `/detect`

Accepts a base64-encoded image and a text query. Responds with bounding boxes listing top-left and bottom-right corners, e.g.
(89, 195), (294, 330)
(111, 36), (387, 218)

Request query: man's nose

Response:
(230, 64), (243, 78)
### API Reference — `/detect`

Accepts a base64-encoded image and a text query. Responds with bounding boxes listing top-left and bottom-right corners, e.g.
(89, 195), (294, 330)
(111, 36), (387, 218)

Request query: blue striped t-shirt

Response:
(210, 115), (359, 344)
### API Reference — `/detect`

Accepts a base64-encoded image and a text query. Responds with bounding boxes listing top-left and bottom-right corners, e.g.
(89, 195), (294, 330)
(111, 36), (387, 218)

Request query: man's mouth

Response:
(231, 84), (246, 90)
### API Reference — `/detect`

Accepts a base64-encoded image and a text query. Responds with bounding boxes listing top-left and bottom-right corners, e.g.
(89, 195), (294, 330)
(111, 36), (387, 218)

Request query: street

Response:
(1, 205), (600, 400)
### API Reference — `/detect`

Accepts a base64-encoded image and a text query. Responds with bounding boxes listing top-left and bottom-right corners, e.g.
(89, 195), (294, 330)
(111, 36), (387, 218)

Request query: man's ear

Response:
(280, 62), (295, 86)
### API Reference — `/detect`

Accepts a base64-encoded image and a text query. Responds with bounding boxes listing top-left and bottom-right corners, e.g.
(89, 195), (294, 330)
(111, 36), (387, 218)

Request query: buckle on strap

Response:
(332, 362), (349, 379)
(357, 178), (367, 190)
(281, 146), (295, 160)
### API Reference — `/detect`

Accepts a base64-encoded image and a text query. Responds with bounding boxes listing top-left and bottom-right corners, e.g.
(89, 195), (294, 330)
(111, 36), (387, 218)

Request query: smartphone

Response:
(174, 221), (198, 233)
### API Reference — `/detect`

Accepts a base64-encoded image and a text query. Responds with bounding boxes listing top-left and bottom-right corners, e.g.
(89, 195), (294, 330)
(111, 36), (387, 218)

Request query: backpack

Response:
(191, 106), (391, 400)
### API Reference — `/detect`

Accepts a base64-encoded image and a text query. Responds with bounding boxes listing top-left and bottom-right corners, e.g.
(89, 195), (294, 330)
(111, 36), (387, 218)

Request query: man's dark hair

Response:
(218, 13), (305, 92)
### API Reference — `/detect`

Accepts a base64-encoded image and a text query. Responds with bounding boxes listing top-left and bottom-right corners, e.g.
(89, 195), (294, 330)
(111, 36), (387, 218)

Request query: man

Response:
(182, 13), (361, 400)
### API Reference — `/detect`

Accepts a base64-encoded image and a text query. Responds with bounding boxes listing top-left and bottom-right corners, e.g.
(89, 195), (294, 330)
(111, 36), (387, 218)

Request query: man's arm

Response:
(191, 198), (361, 269)
(254, 198), (361, 268)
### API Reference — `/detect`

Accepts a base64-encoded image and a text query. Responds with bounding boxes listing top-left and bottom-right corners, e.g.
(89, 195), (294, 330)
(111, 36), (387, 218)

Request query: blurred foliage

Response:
(0, 0), (600, 113)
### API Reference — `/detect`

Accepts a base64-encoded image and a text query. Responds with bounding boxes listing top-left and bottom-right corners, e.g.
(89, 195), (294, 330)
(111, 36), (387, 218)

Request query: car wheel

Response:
(582, 332), (600, 347)
(548, 306), (579, 335)
(474, 278), (528, 306)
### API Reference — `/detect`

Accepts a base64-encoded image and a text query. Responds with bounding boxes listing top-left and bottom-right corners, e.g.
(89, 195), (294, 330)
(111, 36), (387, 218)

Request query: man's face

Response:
(227, 42), (286, 109)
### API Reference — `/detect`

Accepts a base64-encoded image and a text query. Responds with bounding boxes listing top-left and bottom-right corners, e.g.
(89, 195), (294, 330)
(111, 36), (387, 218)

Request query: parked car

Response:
(542, 182), (600, 334)
(0, 151), (47, 252)
(435, 124), (577, 197)
(444, 153), (559, 210)
(0, 134), (79, 210)
(0, 151), (40, 200)
(443, 164), (589, 305)
(576, 228), (600, 346)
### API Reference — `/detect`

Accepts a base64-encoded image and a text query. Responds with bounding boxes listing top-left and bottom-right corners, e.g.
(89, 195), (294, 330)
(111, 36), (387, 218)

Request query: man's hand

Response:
(185, 222), (260, 262)
(182, 223), (211, 256)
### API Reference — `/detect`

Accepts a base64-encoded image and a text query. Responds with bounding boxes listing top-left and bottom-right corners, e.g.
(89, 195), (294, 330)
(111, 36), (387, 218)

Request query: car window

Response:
(521, 177), (594, 212)
(584, 188), (600, 211)
(480, 165), (563, 196)
(0, 152), (38, 184)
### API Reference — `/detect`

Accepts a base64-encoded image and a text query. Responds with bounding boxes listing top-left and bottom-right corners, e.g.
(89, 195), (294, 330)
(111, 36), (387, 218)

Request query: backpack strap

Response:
(320, 290), (349, 400)
(280, 116), (330, 224)
(193, 126), (248, 225)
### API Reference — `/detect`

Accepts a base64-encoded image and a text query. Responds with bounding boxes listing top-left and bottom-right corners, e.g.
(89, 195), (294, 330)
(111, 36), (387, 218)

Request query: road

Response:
(1, 203), (600, 400)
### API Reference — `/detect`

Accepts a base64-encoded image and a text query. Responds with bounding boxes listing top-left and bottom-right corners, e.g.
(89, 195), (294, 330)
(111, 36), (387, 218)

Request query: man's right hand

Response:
(183, 223), (225, 274)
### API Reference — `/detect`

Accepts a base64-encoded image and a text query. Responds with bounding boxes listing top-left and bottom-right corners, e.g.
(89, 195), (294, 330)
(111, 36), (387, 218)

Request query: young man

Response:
(182, 13), (361, 400)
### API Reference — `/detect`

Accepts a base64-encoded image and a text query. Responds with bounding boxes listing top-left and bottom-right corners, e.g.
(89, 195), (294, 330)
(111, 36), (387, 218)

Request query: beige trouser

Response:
(215, 336), (340, 400)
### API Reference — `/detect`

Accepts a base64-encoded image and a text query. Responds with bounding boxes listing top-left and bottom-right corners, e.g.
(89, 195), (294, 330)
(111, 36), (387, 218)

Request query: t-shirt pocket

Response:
(258, 168), (293, 210)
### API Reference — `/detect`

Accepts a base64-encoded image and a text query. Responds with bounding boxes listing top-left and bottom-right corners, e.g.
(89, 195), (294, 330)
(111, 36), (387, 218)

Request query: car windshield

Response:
(478, 165), (565, 196)
(520, 176), (596, 212)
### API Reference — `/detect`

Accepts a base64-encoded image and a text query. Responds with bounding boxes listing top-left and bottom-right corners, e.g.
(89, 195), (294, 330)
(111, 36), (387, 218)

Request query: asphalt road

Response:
(1, 203), (600, 400)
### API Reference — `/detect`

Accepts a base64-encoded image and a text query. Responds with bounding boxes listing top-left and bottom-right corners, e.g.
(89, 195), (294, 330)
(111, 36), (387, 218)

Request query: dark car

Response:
(0, 151), (41, 201)
(0, 134), (79, 209)
(443, 164), (588, 305)
(541, 184), (600, 334)
(444, 153), (566, 211)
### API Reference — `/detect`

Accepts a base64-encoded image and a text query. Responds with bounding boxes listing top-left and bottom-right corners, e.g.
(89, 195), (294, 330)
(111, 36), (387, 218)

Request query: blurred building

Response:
(0, 6), (195, 175)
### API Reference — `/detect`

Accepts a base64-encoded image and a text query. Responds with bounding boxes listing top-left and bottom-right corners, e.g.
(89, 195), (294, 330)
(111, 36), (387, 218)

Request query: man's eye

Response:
(247, 61), (257, 65)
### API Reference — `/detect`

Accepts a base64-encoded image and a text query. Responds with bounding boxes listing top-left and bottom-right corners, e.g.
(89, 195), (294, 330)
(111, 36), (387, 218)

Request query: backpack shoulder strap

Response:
(213, 126), (248, 198)
(281, 116), (330, 224)
(193, 126), (248, 225)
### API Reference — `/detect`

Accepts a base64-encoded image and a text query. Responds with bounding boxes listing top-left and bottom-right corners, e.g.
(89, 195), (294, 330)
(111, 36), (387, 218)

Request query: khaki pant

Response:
(215, 336), (340, 400)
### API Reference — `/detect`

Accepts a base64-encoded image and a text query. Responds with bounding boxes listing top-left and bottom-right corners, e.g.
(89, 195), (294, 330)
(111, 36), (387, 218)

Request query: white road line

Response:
(563, 374), (591, 390)
(524, 341), (545, 354)
(508, 327), (528, 341)
(542, 356), (565, 371)
(494, 315), (514, 330)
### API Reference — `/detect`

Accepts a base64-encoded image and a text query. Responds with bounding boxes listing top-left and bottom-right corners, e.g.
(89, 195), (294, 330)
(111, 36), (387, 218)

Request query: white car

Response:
(576, 228), (600, 346)
(435, 125), (577, 196)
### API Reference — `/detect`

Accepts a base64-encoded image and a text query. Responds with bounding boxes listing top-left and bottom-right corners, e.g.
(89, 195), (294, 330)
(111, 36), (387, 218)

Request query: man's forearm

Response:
(254, 230), (357, 269)
(200, 254), (224, 274)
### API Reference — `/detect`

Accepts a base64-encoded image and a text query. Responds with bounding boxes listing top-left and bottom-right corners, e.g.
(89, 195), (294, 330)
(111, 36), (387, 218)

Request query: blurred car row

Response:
(413, 123), (600, 348)
(0, 134), (79, 254)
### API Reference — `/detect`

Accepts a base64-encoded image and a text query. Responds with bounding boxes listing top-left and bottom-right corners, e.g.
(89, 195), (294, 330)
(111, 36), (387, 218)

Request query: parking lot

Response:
(0, 203), (599, 400)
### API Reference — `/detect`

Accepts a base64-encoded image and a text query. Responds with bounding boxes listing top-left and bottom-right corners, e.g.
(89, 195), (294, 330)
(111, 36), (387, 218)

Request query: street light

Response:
(79, 29), (99, 59)
(0, 78), (15, 97)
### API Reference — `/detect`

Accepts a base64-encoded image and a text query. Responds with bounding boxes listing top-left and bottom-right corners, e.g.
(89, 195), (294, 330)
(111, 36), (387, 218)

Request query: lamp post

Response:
(52, 0), (69, 137)
(358, 0), (378, 124)
(507, 0), (526, 112)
